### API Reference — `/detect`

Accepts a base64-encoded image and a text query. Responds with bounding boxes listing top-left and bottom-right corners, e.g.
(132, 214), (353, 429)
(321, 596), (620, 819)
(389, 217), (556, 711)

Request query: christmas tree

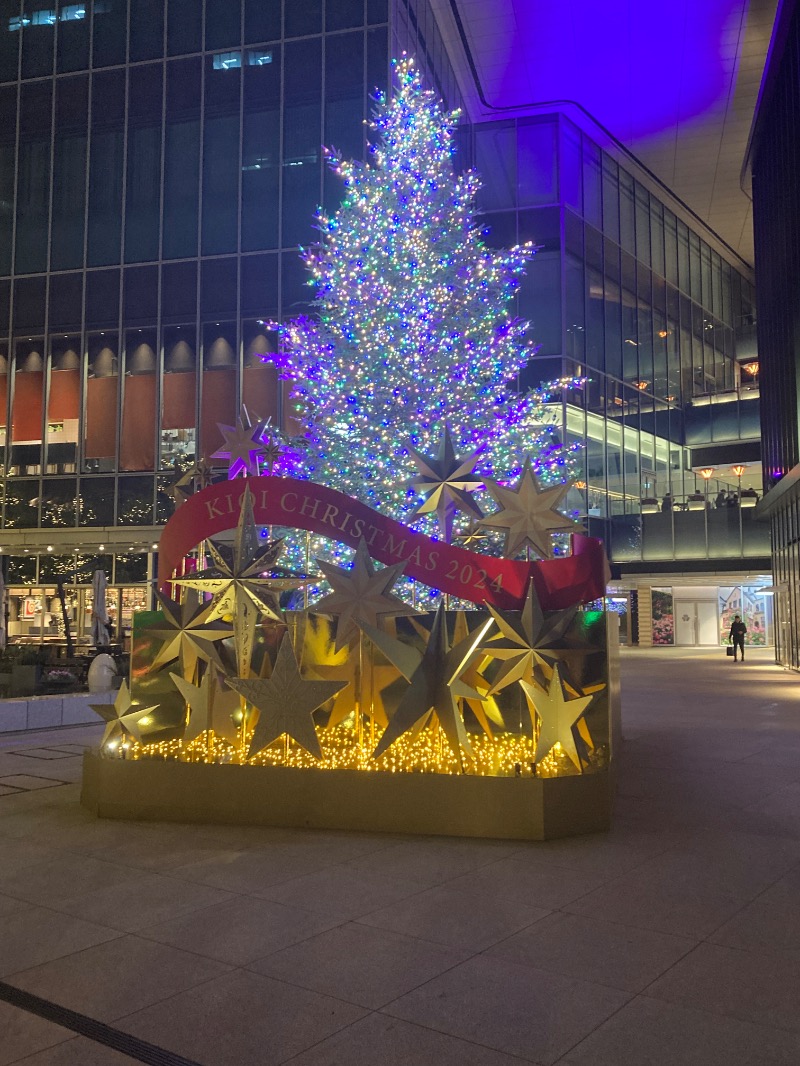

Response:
(278, 57), (576, 539)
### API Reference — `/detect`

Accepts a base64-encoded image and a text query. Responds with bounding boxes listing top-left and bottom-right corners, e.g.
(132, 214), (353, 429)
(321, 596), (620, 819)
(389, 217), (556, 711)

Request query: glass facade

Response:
(460, 113), (764, 569)
(750, 1), (800, 669)
(0, 0), (767, 646)
(0, 0), (390, 639)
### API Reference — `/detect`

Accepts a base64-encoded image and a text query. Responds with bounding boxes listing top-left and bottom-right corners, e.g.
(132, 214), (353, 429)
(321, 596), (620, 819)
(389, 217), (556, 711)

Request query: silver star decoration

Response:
(407, 425), (484, 542)
(363, 603), (493, 766)
(227, 634), (347, 760)
(478, 460), (584, 558)
(313, 539), (418, 650)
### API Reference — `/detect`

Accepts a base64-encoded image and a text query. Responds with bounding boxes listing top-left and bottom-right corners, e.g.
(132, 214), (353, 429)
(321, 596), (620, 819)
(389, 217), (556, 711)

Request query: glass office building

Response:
(749, 0), (800, 670)
(0, 0), (769, 648)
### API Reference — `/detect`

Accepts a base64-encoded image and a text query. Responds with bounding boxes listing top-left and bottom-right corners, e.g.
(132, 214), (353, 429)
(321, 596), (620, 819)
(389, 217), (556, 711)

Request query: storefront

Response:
(646, 580), (774, 647)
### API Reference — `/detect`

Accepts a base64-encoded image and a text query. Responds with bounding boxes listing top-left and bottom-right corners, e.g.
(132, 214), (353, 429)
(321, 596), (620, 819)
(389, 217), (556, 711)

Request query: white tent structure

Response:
(90, 569), (110, 646)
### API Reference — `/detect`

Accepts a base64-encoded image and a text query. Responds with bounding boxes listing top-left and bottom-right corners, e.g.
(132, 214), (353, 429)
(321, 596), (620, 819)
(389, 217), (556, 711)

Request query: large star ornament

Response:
(91, 681), (159, 748)
(483, 581), (579, 694)
(175, 487), (307, 626)
(407, 425), (484, 542)
(172, 669), (240, 745)
(227, 634), (346, 760)
(363, 602), (493, 765)
(522, 665), (595, 772)
(146, 588), (232, 680)
(313, 539), (418, 650)
(478, 460), (584, 559)
(211, 406), (267, 478)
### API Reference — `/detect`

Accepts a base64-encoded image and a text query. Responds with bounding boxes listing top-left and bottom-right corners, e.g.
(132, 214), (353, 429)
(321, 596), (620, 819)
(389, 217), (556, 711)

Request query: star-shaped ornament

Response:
(523, 665), (595, 772)
(165, 458), (216, 510)
(91, 681), (159, 748)
(313, 539), (418, 651)
(211, 406), (267, 478)
(451, 611), (504, 738)
(407, 425), (484, 542)
(172, 669), (240, 745)
(483, 581), (579, 695)
(227, 634), (347, 759)
(176, 487), (308, 626)
(363, 603), (493, 766)
(258, 420), (285, 474)
(478, 460), (584, 559)
(146, 588), (232, 680)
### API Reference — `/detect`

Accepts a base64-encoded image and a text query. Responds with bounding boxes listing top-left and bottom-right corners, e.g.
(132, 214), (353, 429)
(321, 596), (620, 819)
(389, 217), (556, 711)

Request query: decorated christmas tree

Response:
(278, 57), (577, 540)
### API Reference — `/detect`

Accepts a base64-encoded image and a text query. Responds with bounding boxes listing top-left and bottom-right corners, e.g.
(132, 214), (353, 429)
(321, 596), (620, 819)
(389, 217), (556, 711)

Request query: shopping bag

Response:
(726, 646), (734, 656)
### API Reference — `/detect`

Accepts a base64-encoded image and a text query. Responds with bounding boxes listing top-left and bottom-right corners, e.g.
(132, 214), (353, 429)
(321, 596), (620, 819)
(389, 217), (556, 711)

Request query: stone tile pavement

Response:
(0, 646), (798, 1065)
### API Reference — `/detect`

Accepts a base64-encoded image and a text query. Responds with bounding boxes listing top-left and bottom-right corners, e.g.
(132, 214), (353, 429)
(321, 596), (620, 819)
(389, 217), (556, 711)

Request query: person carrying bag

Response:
(729, 614), (747, 661)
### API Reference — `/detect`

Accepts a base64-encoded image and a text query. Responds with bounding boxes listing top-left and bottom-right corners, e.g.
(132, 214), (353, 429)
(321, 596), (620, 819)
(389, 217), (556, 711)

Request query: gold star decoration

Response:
(363, 603), (493, 766)
(91, 681), (159, 748)
(176, 487), (307, 624)
(313, 539), (418, 651)
(211, 405), (267, 478)
(226, 633), (347, 759)
(165, 459), (215, 509)
(451, 610), (505, 738)
(175, 488), (308, 676)
(478, 460), (584, 559)
(522, 664), (595, 772)
(407, 424), (484, 542)
(146, 589), (232, 680)
(258, 420), (285, 474)
(171, 669), (240, 745)
(483, 581), (579, 695)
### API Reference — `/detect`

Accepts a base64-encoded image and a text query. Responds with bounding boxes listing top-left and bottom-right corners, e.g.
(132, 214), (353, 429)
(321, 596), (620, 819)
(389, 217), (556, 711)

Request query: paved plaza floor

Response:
(0, 646), (799, 1065)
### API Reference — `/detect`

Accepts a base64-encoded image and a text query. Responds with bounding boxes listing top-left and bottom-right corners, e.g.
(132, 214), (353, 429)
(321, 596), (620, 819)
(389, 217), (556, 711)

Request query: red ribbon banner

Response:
(158, 476), (609, 611)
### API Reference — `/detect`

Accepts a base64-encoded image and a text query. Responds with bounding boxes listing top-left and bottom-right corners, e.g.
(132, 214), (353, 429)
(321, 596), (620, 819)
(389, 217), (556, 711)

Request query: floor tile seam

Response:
(350, 911), (548, 956)
(40, 889), (247, 937)
(473, 926), (699, 995)
(157, 851), (351, 889)
(246, 938), (480, 1013)
(341, 848), (533, 884)
(632, 911), (800, 1003)
(556, 898), (720, 938)
(0, 927), (130, 983)
(372, 1004), (549, 1065)
(134, 909), (349, 967)
(446, 908), (555, 957)
(630, 987), (800, 1039)
(5, 1030), (79, 1066)
(549, 988), (642, 1064)
(0, 878), (167, 916)
(3, 930), (236, 1003)
(100, 962), (243, 1028)
(275, 1010), (540, 1066)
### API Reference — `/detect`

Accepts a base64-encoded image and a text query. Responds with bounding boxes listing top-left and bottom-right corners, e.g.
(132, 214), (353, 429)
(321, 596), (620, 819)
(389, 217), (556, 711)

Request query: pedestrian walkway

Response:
(0, 647), (799, 1065)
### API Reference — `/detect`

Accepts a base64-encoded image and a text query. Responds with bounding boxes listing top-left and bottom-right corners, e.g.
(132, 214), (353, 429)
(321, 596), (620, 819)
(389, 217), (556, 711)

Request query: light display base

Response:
(80, 752), (614, 841)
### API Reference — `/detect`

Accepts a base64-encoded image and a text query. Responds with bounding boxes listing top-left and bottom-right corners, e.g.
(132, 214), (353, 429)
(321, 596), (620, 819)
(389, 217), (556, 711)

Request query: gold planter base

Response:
(80, 751), (614, 841)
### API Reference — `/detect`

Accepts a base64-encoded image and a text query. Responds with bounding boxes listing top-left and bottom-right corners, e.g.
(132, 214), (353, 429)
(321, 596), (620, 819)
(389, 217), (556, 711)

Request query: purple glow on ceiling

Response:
(473, 0), (742, 141)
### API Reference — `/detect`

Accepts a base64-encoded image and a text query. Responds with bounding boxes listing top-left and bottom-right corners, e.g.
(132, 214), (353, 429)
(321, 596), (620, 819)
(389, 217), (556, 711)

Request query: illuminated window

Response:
(212, 50), (242, 70)
(246, 49), (272, 66)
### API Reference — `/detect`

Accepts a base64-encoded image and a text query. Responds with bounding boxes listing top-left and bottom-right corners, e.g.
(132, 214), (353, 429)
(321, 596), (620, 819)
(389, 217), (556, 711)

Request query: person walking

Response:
(729, 614), (747, 661)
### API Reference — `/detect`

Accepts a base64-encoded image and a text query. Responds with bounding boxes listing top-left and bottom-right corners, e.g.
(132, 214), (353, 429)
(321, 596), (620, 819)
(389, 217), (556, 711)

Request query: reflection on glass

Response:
(117, 477), (153, 525)
(79, 476), (115, 525)
(161, 325), (197, 470)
